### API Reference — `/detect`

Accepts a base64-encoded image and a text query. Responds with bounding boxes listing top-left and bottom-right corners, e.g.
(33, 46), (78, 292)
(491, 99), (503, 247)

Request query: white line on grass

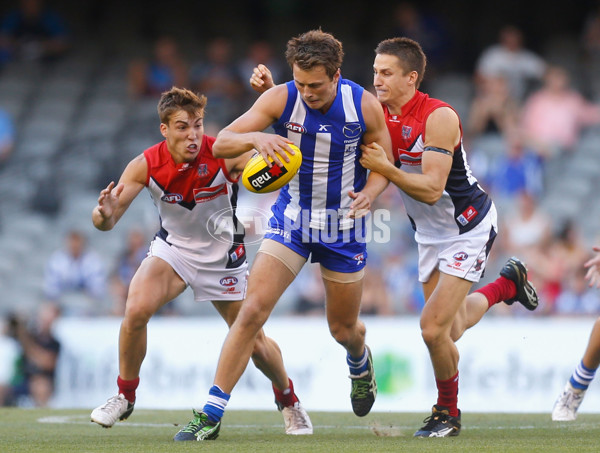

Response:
(37, 414), (569, 431)
(37, 415), (370, 429)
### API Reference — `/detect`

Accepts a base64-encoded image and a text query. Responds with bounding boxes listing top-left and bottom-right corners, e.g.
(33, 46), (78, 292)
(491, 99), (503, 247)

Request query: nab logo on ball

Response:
(248, 164), (288, 191)
(242, 144), (302, 194)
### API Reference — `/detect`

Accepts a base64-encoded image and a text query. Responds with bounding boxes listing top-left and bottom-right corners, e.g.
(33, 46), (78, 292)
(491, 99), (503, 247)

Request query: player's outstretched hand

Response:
(95, 181), (124, 221)
(584, 246), (600, 288)
(250, 64), (275, 94)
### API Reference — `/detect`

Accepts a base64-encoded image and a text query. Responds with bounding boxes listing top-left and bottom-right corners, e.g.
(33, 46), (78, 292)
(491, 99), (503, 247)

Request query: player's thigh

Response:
(422, 268), (440, 301)
(246, 239), (306, 310)
(127, 256), (186, 315)
(421, 271), (473, 331)
(322, 269), (364, 326)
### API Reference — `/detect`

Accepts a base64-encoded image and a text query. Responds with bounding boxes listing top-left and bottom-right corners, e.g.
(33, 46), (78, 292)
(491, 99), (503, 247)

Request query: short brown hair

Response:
(375, 37), (427, 88)
(285, 29), (343, 79)
(157, 86), (207, 124)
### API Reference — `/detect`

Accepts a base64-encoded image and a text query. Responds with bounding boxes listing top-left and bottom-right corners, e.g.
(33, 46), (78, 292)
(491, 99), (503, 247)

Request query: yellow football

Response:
(241, 144), (302, 193)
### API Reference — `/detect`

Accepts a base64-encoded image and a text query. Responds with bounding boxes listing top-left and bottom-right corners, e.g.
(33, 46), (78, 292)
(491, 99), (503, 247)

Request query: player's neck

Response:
(386, 90), (417, 116)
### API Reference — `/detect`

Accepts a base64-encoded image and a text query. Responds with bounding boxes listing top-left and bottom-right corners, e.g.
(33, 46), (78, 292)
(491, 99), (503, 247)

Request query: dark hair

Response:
(285, 29), (343, 79)
(157, 86), (207, 124)
(375, 37), (427, 88)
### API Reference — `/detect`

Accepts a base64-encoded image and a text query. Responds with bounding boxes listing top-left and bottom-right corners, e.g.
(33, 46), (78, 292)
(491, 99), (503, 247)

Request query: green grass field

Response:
(1, 408), (599, 453)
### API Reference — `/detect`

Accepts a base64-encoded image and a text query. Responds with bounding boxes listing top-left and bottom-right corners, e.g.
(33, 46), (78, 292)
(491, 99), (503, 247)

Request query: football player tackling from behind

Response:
(90, 87), (312, 436)
(359, 37), (539, 437)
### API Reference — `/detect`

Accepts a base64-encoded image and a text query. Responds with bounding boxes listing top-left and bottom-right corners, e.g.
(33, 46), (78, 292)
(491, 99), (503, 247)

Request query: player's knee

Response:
(420, 325), (445, 348)
(123, 301), (154, 330)
(237, 299), (270, 332)
(328, 320), (362, 347)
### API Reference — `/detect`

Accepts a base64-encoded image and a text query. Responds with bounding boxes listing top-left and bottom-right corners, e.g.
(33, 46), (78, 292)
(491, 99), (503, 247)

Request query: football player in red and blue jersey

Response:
(90, 87), (312, 436)
(360, 37), (539, 437)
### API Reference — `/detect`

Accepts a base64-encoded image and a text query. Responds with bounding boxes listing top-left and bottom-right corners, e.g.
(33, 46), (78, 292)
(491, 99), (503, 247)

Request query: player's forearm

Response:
(383, 166), (443, 205)
(361, 171), (389, 202)
(213, 130), (258, 158)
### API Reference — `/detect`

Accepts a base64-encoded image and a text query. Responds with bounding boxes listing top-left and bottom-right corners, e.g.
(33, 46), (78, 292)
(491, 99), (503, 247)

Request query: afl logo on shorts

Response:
(161, 193), (183, 203)
(453, 251), (469, 261)
(220, 276), (239, 287)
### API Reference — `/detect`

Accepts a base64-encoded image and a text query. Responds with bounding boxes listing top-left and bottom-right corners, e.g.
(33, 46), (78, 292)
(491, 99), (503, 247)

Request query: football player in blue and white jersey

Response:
(174, 29), (393, 441)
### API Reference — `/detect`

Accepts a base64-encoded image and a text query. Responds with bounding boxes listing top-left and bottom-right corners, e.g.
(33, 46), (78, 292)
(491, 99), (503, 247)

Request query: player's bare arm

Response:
(213, 85), (295, 167)
(362, 107), (457, 205)
(92, 154), (147, 231)
(225, 150), (256, 180)
(585, 246), (600, 288)
(348, 91), (392, 219)
(249, 64), (275, 94)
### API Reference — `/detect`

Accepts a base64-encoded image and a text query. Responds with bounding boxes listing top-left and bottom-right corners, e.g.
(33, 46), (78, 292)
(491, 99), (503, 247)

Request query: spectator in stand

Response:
(360, 264), (394, 316)
(475, 25), (546, 102)
(237, 40), (285, 110)
(520, 65), (600, 159)
(555, 264), (600, 315)
(388, 2), (453, 82)
(0, 303), (61, 407)
(291, 264), (326, 316)
(501, 190), (552, 259)
(16, 302), (61, 407)
(552, 220), (590, 281)
(0, 0), (70, 66)
(487, 134), (544, 209)
(0, 107), (15, 168)
(109, 228), (148, 316)
(0, 314), (22, 406)
(190, 37), (244, 132)
(43, 229), (107, 314)
(381, 252), (423, 314)
(465, 75), (519, 139)
(521, 220), (587, 315)
(128, 35), (189, 100)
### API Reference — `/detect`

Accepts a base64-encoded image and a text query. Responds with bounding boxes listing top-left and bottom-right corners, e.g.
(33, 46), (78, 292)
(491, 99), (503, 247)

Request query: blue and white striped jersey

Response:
(271, 78), (367, 231)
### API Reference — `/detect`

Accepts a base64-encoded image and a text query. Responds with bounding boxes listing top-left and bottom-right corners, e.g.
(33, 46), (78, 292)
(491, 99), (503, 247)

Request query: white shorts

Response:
(149, 237), (248, 302)
(415, 204), (498, 283)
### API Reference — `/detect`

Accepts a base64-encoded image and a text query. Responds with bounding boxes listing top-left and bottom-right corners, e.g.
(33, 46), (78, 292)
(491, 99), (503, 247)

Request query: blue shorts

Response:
(263, 211), (367, 273)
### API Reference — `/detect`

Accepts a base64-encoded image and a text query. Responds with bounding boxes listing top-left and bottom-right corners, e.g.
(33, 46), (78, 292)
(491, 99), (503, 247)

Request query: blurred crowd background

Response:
(2, 0), (600, 405)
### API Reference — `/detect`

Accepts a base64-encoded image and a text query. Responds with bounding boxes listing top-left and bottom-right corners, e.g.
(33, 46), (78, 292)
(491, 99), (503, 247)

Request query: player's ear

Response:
(159, 123), (168, 138)
(408, 70), (419, 86)
(333, 68), (341, 83)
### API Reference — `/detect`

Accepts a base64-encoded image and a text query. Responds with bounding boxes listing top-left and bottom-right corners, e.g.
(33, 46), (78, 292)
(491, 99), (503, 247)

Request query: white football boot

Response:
(91, 393), (135, 427)
(279, 401), (313, 435)
(552, 382), (586, 421)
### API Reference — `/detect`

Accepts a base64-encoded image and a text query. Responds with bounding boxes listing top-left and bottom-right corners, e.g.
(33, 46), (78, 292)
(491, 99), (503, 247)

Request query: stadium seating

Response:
(0, 22), (599, 318)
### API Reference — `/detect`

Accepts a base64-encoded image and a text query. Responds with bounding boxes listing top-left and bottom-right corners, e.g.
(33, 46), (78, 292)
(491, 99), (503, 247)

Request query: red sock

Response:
(475, 276), (516, 308)
(117, 376), (139, 404)
(273, 378), (298, 408)
(436, 372), (459, 417)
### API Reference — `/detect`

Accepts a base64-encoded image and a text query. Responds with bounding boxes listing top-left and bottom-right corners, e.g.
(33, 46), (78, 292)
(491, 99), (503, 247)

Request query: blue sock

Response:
(203, 385), (230, 423)
(569, 360), (597, 391)
(347, 348), (368, 376)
